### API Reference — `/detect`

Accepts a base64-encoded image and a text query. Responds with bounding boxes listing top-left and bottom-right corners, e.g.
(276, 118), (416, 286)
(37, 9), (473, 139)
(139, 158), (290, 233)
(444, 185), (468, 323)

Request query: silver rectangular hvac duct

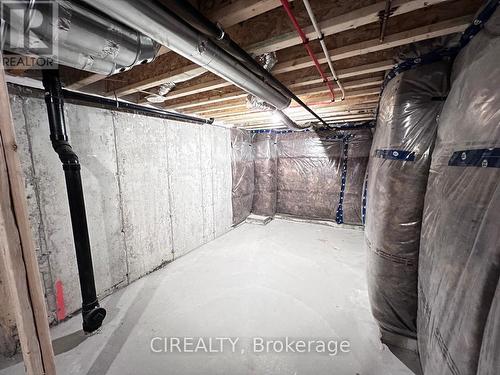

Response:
(79, 0), (291, 110)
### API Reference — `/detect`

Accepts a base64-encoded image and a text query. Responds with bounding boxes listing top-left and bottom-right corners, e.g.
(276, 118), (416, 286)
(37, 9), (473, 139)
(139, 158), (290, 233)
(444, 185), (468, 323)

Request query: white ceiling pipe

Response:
(302, 0), (346, 101)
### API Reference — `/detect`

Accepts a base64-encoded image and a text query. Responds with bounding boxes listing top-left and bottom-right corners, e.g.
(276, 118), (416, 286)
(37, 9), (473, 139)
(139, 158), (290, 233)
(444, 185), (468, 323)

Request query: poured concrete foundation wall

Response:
(4, 87), (233, 328)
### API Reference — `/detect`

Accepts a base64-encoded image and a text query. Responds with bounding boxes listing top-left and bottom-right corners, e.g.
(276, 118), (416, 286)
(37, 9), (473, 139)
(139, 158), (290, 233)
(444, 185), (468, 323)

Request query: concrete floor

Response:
(1, 219), (414, 375)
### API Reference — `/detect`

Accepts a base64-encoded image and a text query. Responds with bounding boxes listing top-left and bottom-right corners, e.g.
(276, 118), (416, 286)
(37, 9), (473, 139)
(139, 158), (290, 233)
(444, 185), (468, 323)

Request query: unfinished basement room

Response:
(0, 0), (499, 374)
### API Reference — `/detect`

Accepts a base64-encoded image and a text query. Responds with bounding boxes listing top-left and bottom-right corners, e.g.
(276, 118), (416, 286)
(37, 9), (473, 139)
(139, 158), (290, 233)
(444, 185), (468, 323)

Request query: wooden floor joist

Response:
(66, 0), (287, 90)
(240, 115), (376, 129)
(272, 15), (471, 74)
(161, 14), (469, 111)
(216, 89), (381, 123)
(138, 60), (392, 105)
(104, 0), (448, 99)
(164, 61), (390, 111)
(0, 53), (56, 375)
(248, 0), (449, 54)
(205, 102), (378, 119)
(194, 77), (383, 118)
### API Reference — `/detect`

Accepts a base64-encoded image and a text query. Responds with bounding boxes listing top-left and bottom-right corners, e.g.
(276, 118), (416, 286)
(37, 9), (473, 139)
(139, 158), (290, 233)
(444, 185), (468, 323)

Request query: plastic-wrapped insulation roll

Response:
(251, 132), (278, 216)
(418, 8), (500, 375)
(231, 129), (254, 225)
(365, 60), (450, 344)
(477, 280), (500, 375)
(342, 129), (372, 225)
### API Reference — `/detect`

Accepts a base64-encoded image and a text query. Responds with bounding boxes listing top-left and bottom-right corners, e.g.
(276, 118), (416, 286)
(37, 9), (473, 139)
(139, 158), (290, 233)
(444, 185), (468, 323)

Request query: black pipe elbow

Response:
(51, 140), (80, 169)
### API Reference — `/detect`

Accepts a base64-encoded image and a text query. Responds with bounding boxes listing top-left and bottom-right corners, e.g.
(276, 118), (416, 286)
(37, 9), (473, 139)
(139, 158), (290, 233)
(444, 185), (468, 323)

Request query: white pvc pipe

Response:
(302, 0), (346, 101)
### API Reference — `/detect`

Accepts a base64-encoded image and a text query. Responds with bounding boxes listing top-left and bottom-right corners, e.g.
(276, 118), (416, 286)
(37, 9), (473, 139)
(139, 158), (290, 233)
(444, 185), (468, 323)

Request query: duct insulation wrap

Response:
(231, 129), (254, 225)
(252, 132), (278, 216)
(1, 0), (158, 75)
(418, 8), (500, 375)
(365, 61), (450, 343)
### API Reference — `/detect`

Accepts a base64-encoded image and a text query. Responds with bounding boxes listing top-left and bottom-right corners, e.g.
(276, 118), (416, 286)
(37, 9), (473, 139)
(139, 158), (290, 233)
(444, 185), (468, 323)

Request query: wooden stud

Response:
(0, 54), (56, 375)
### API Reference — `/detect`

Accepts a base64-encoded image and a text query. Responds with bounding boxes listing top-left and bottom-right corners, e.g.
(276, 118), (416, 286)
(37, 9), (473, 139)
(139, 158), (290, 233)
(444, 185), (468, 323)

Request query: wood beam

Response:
(197, 77), (383, 117)
(0, 53), (56, 375)
(239, 115), (376, 129)
(272, 16), (471, 74)
(218, 88), (381, 122)
(144, 12), (470, 104)
(105, 0), (448, 97)
(109, 65), (207, 98)
(208, 0), (288, 28)
(165, 91), (248, 110)
(205, 102), (378, 118)
(165, 61), (391, 111)
(223, 109), (377, 123)
(138, 59), (392, 104)
(249, 0), (449, 54)
(66, 0), (286, 90)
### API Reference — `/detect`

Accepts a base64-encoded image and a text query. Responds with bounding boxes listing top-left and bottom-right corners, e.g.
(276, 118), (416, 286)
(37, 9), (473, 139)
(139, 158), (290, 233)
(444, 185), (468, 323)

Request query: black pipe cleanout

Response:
(42, 69), (106, 333)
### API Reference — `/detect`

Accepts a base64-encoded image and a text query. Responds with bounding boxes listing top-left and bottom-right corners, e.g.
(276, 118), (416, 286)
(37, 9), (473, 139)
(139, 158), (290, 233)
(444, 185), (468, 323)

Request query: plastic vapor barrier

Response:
(276, 130), (343, 220)
(231, 129), (254, 225)
(231, 128), (373, 225)
(252, 132), (278, 216)
(365, 61), (450, 342)
(418, 8), (500, 375)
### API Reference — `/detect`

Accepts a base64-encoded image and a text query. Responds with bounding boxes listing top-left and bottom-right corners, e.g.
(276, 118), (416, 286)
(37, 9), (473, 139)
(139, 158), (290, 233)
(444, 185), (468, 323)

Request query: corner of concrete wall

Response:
(3, 87), (234, 343)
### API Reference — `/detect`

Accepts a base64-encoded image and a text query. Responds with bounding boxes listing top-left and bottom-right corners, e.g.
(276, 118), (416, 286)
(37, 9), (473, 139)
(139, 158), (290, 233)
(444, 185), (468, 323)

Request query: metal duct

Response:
(274, 110), (310, 131)
(1, 0), (158, 74)
(4, 24), (119, 75)
(80, 0), (291, 110)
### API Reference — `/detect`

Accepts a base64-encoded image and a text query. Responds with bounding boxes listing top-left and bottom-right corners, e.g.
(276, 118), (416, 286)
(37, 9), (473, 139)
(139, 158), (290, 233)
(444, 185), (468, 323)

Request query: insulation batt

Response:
(231, 128), (372, 225)
(252, 132), (278, 216)
(231, 129), (254, 225)
(365, 61), (450, 342)
(276, 130), (343, 220)
(417, 7), (500, 375)
(275, 129), (371, 224)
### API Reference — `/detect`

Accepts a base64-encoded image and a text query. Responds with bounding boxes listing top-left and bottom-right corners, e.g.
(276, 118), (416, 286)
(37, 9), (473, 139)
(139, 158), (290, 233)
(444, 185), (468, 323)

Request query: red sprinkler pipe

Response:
(279, 0), (336, 101)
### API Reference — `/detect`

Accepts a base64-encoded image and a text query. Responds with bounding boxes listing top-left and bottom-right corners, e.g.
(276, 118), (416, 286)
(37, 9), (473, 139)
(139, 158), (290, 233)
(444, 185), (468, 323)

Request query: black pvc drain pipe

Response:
(42, 69), (106, 333)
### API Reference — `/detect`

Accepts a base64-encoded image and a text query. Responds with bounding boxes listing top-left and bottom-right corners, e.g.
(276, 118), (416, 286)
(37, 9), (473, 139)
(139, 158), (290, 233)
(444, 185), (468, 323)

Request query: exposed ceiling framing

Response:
(7, 0), (484, 129)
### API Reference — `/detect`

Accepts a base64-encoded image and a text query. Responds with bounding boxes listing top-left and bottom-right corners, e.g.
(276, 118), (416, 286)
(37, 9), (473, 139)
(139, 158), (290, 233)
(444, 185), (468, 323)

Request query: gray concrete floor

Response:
(1, 219), (414, 375)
